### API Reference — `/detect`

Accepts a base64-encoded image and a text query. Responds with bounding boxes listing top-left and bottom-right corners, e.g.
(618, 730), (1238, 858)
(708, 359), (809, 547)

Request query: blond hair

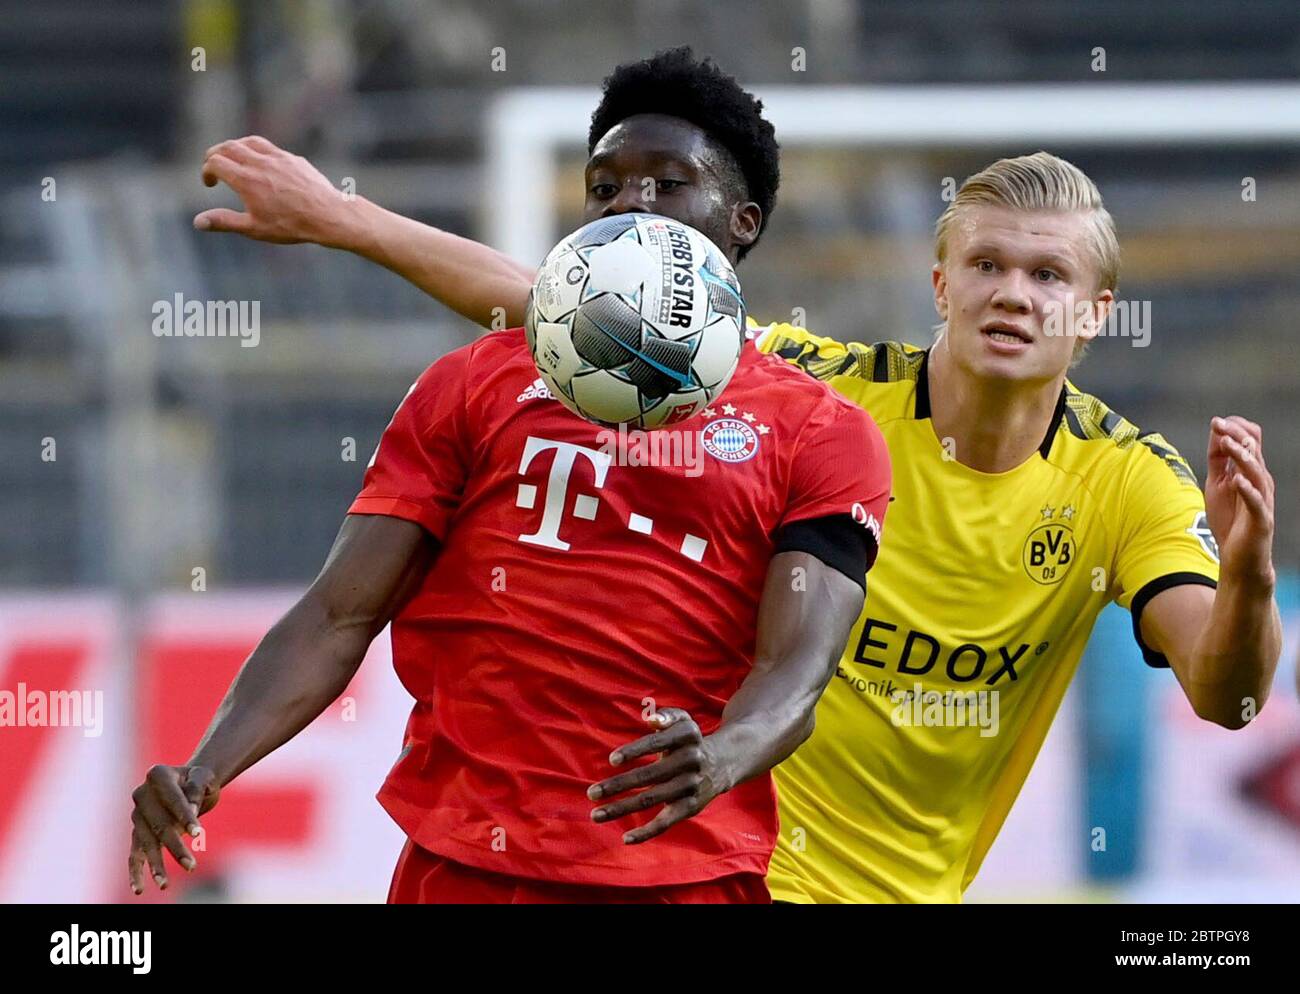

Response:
(935, 151), (1120, 293)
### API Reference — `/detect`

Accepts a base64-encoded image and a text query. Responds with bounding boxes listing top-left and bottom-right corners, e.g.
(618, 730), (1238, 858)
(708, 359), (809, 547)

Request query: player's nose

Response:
(601, 188), (653, 218)
(989, 271), (1034, 312)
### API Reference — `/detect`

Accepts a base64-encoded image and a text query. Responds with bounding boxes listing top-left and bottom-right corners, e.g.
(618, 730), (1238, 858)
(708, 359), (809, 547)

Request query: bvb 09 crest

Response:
(1023, 504), (1075, 585)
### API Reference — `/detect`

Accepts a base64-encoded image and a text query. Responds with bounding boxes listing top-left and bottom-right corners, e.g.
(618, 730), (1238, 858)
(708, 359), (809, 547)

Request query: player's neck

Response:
(927, 340), (1065, 474)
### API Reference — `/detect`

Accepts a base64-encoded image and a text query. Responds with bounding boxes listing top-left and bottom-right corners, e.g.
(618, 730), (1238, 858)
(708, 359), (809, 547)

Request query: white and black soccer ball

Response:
(524, 214), (746, 429)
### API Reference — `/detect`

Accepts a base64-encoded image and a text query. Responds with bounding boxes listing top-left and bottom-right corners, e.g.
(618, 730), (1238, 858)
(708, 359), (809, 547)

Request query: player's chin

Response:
(968, 337), (1060, 379)
(965, 348), (1041, 381)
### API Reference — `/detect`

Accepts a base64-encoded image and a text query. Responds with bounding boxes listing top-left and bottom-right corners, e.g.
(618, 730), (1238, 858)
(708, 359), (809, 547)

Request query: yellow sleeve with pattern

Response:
(746, 320), (870, 382)
(1112, 432), (1220, 666)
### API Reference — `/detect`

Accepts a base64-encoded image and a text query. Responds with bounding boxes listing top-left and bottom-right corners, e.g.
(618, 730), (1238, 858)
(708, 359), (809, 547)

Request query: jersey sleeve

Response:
(1112, 433), (1221, 667)
(348, 346), (475, 541)
(748, 319), (881, 383)
(780, 397), (892, 567)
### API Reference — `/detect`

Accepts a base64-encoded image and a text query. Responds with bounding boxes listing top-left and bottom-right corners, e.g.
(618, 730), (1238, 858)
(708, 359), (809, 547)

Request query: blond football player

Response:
(749, 153), (1280, 901)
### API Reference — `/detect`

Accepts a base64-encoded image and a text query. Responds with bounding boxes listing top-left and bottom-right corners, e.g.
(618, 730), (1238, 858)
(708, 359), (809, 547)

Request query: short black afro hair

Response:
(588, 46), (781, 261)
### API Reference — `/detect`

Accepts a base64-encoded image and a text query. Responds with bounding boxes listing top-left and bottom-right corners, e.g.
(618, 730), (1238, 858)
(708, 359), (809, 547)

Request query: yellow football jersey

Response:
(751, 322), (1221, 903)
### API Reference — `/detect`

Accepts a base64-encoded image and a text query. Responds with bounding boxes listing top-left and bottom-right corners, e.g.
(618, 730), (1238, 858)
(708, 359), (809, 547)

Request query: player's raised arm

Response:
(194, 135), (535, 329)
(1135, 416), (1281, 728)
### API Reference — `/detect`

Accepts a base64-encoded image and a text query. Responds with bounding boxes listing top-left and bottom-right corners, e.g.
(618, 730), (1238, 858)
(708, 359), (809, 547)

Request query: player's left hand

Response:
(588, 707), (726, 844)
(1205, 415), (1275, 588)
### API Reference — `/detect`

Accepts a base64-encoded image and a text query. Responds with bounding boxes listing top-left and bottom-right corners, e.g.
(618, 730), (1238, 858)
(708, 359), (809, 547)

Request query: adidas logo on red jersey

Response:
(516, 377), (555, 403)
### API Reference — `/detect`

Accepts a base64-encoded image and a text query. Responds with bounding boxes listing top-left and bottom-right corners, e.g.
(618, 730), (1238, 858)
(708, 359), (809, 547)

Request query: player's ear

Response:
(932, 264), (949, 320)
(729, 201), (761, 254)
(1078, 288), (1115, 343)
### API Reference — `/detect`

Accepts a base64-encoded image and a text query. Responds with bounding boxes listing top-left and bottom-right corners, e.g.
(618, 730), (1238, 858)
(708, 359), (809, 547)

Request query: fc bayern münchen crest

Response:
(701, 417), (760, 463)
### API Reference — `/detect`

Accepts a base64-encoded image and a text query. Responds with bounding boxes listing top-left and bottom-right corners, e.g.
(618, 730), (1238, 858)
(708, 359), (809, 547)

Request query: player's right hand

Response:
(128, 764), (220, 895)
(194, 135), (351, 246)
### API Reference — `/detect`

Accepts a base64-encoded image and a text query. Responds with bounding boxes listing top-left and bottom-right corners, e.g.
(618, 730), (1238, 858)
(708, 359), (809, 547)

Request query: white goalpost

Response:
(486, 82), (1300, 267)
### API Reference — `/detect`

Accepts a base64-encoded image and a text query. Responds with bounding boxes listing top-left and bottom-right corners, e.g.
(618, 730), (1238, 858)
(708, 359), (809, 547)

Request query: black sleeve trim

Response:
(1129, 571), (1218, 669)
(773, 513), (878, 592)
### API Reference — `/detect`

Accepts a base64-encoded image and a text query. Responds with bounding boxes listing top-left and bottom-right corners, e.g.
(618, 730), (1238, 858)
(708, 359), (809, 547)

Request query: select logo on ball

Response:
(538, 344), (562, 374)
(701, 418), (760, 463)
(663, 402), (699, 425)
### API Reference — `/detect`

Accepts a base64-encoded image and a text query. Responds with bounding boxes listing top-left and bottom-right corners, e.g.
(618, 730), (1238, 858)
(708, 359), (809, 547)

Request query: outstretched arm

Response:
(127, 513), (435, 893)
(195, 135), (535, 329)
(1140, 416), (1281, 729)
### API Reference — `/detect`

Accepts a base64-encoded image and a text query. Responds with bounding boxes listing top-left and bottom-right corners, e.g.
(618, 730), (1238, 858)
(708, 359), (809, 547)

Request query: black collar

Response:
(914, 348), (933, 419)
(915, 347), (1068, 460)
(1039, 387), (1069, 459)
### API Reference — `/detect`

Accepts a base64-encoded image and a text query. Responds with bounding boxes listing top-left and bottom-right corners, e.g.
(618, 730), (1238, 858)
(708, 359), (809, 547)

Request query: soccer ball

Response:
(524, 214), (746, 429)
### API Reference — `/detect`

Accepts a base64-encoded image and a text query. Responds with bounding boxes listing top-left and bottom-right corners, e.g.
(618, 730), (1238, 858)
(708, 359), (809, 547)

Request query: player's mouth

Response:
(980, 321), (1033, 353)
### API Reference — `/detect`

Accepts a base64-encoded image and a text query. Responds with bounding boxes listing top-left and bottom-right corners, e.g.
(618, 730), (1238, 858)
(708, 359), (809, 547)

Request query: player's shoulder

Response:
(474, 326), (529, 358)
(743, 329), (863, 405)
(1054, 380), (1201, 490)
(747, 319), (925, 385)
(405, 328), (531, 413)
(418, 327), (526, 375)
(738, 344), (884, 450)
(448, 327), (532, 379)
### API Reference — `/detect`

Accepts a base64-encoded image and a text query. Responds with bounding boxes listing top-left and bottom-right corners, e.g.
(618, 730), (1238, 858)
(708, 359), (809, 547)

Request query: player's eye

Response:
(589, 183), (618, 198)
(976, 259), (997, 273)
(1035, 268), (1060, 282)
(656, 179), (686, 193)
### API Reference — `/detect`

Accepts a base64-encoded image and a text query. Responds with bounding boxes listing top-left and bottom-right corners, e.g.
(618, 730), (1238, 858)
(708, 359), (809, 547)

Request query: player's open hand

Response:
(128, 764), (220, 895)
(587, 707), (726, 845)
(1205, 415), (1275, 588)
(194, 135), (352, 247)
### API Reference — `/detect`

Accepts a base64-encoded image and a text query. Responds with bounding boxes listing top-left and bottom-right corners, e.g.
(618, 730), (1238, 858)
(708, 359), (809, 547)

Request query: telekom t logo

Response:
(516, 437), (612, 550)
(515, 436), (709, 561)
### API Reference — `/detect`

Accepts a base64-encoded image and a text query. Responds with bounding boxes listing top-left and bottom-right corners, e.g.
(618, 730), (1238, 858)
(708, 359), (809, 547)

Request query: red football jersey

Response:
(350, 328), (891, 886)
